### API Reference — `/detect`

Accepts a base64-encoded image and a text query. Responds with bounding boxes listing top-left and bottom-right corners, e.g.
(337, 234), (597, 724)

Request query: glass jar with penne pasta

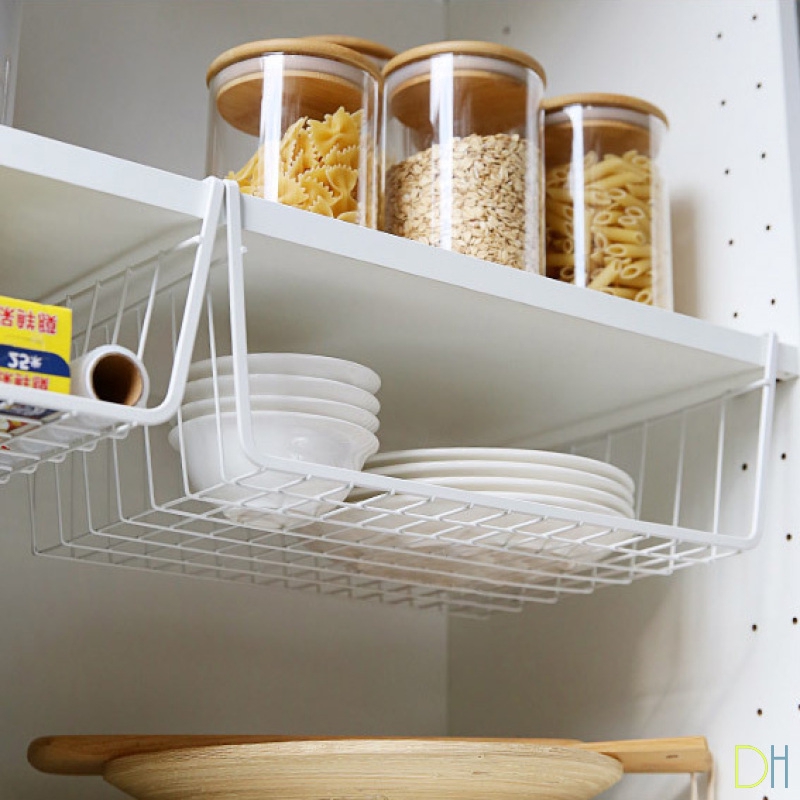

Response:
(542, 93), (672, 309)
(382, 42), (546, 271)
(206, 39), (380, 227)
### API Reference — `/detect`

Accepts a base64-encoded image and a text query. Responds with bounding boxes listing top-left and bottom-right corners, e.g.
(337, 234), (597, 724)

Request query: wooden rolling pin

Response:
(28, 734), (712, 775)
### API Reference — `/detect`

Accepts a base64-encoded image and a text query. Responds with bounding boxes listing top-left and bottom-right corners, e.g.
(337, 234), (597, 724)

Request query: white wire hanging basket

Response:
(26, 181), (780, 616)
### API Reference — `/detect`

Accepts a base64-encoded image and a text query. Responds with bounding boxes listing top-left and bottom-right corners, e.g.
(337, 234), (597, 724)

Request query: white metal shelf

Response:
(238, 196), (798, 451)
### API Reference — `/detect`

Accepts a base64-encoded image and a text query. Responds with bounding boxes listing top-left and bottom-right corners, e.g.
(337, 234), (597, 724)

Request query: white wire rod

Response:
(52, 232), (203, 309)
(75, 280), (101, 358)
(95, 450), (700, 576)
(745, 331), (779, 544)
(109, 263), (134, 346)
(113, 488), (655, 587)
(672, 411), (688, 527)
(75, 249), (229, 347)
(192, 459), (637, 547)
(77, 504), (613, 601)
(136, 258), (161, 362)
(185, 452), (775, 549)
(49, 529), (534, 614)
(68, 249), (195, 357)
(139, 443), (611, 557)
(248, 489), (602, 552)
(565, 359), (777, 454)
(89, 516), (610, 602)
(711, 397), (729, 536)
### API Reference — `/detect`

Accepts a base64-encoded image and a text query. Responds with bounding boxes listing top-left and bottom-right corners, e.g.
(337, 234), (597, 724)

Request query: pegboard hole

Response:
(761, 152), (768, 159)
(733, 311), (739, 319)
(766, 224), (772, 231)
(793, 617), (798, 625)
(716, 31), (723, 39)
(771, 298), (777, 305)
(787, 533), (794, 541)
(752, 624), (758, 631)
(757, 82), (763, 89)
(757, 708), (763, 716)
(721, 99), (727, 107)
(752, 13), (758, 20)
(728, 239), (735, 246)
(742, 463), (749, 471)
(781, 452), (787, 460)
(724, 168), (731, 175)
(502, 25), (511, 34)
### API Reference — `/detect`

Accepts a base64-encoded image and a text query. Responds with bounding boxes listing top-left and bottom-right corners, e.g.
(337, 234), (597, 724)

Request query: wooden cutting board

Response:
(28, 734), (712, 775)
(103, 740), (623, 800)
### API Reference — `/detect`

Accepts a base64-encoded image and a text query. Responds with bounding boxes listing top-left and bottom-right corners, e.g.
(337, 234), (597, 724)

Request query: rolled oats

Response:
(384, 133), (538, 271)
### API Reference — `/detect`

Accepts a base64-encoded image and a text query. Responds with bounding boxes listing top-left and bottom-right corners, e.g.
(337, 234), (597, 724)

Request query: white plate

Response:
(349, 479), (633, 518)
(183, 374), (380, 414)
(177, 395), (379, 433)
(366, 459), (633, 504)
(366, 447), (635, 493)
(429, 477), (634, 517)
(189, 354), (380, 394)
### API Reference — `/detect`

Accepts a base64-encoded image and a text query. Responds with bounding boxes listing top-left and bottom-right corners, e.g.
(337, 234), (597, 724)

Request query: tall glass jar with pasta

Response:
(206, 39), (380, 227)
(382, 42), (546, 272)
(542, 93), (672, 308)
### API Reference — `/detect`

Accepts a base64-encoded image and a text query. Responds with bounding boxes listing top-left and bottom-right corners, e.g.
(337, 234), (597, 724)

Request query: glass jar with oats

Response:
(382, 42), (546, 272)
(206, 39), (379, 227)
(542, 93), (672, 308)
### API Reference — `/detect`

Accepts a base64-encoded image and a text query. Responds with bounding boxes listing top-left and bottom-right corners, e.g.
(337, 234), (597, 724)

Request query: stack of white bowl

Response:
(168, 353), (381, 521)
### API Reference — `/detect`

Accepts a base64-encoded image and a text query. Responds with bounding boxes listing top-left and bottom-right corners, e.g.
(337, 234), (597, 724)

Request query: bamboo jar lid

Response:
(542, 93), (668, 127)
(384, 41), (546, 134)
(303, 35), (397, 63)
(383, 40), (546, 83)
(543, 94), (668, 162)
(207, 38), (380, 136)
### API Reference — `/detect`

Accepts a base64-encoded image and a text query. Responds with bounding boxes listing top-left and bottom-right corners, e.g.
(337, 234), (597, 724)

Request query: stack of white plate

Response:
(168, 354), (381, 521)
(360, 447), (635, 518)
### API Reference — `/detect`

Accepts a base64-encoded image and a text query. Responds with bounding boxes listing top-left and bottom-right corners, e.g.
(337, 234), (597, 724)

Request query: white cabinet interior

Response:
(2, 1), (799, 799)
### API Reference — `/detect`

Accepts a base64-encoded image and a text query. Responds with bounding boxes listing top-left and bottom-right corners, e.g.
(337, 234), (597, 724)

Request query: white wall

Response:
(14, 0), (445, 176)
(0, 0), (21, 123)
(446, 3), (800, 799)
(7, 4), (449, 799)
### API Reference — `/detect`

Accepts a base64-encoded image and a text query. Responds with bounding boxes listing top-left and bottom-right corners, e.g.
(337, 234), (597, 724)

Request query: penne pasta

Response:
(544, 145), (664, 307)
(601, 286), (639, 299)
(547, 253), (575, 267)
(594, 226), (646, 245)
(588, 261), (619, 289)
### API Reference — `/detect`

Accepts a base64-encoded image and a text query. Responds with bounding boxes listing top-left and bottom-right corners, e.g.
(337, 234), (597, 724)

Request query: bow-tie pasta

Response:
(228, 107), (363, 224)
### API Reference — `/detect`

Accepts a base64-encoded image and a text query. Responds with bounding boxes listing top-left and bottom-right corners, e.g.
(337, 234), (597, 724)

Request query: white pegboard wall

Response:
(447, 0), (800, 343)
(445, 3), (800, 800)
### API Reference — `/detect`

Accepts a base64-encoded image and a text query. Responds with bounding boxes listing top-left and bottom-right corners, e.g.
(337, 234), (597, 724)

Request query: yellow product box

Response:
(0, 295), (72, 432)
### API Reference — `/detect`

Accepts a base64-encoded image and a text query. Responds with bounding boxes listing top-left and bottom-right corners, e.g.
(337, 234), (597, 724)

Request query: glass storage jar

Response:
(206, 39), (380, 227)
(382, 41), (546, 272)
(304, 35), (397, 70)
(542, 93), (672, 308)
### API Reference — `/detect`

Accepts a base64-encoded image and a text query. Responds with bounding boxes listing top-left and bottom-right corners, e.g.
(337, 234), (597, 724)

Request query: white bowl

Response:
(189, 354), (381, 394)
(168, 411), (379, 523)
(183, 374), (380, 414)
(177, 395), (380, 433)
